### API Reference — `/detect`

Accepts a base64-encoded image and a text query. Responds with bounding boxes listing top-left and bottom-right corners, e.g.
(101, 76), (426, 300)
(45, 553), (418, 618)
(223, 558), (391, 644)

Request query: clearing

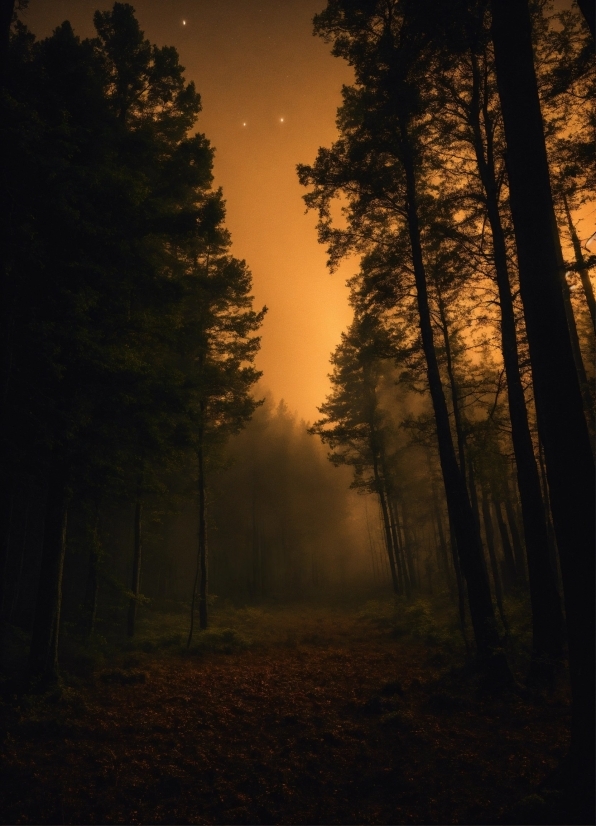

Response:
(0, 599), (578, 824)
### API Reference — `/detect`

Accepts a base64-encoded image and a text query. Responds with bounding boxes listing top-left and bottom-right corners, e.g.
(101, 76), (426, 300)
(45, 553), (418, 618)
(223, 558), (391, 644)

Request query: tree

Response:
(431, 14), (565, 672)
(310, 314), (403, 595)
(181, 204), (265, 640)
(1, 3), (251, 679)
(300, 1), (508, 676)
(575, 0), (594, 40)
(490, 0), (595, 765)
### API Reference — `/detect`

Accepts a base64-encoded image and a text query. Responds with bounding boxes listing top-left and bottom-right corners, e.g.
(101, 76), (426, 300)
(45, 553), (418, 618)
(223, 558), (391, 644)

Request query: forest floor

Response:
(0, 597), (589, 825)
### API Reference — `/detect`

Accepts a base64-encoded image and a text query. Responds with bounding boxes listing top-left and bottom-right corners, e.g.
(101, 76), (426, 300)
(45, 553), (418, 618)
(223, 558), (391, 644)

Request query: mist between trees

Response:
(57, 395), (379, 621)
(0, 0), (594, 818)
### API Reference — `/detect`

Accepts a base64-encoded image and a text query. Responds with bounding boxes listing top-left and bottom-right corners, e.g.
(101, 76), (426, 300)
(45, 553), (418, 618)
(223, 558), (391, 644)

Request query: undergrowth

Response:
(2, 590), (538, 688)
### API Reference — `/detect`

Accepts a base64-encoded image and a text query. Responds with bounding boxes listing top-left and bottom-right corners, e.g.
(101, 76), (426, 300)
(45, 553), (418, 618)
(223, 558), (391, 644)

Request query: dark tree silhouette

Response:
(490, 0), (595, 766)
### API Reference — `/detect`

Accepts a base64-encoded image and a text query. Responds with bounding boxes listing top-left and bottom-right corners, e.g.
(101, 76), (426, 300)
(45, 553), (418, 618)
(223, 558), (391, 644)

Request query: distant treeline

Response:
(298, 0), (594, 771)
(50, 397), (370, 646)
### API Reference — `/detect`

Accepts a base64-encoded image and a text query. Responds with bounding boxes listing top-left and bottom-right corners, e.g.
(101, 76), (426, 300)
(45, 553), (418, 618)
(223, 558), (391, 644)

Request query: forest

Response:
(0, 0), (594, 824)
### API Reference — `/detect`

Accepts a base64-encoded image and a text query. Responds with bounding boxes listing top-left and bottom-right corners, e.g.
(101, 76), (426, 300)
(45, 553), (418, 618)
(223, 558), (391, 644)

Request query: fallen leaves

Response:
(0, 610), (574, 825)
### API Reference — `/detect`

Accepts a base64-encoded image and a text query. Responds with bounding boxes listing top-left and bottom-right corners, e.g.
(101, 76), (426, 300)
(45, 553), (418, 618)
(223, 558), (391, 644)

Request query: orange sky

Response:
(26, 0), (356, 423)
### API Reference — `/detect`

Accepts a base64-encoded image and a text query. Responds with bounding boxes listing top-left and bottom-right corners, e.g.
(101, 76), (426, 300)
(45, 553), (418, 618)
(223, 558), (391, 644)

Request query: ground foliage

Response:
(0, 599), (582, 825)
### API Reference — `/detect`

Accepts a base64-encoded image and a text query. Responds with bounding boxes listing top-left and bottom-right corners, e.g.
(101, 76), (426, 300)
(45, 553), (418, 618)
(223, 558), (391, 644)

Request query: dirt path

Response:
(1, 627), (572, 825)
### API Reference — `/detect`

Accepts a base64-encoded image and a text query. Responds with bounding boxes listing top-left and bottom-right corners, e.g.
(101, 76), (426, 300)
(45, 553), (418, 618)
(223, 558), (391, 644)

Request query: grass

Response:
(125, 593), (469, 659)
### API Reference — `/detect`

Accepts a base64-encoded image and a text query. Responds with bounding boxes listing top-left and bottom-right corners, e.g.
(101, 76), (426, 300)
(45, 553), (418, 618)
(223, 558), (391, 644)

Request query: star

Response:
(182, 19), (186, 26)
(280, 117), (284, 123)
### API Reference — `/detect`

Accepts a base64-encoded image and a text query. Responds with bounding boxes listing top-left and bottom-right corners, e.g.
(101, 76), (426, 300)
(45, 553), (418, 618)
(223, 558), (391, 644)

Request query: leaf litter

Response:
(0, 601), (574, 824)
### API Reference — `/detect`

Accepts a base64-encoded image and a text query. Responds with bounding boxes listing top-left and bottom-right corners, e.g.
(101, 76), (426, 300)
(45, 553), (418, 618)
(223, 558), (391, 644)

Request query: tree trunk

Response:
(188, 434), (207, 646)
(429, 465), (454, 596)
(82, 550), (99, 642)
(400, 119), (505, 670)
(468, 48), (565, 666)
(537, 439), (560, 575)
(0, 0), (16, 643)
(367, 411), (400, 594)
(389, 496), (409, 597)
(559, 255), (594, 430)
(127, 499), (142, 638)
(399, 500), (418, 592)
(364, 500), (379, 585)
(503, 486), (527, 583)
(0, 491), (13, 625)
(81, 515), (100, 642)
(198, 438), (208, 630)
(437, 293), (485, 557)
(466, 459), (484, 548)
(379, 445), (405, 596)
(9, 489), (29, 623)
(492, 495), (518, 589)
(0, 0), (14, 87)
(425, 552), (433, 595)
(28, 448), (70, 682)
(251, 496), (260, 600)
(436, 292), (466, 478)
(451, 529), (470, 654)
(562, 192), (596, 335)
(375, 480), (400, 595)
(491, 0), (595, 761)
(394, 501), (413, 597)
(576, 0), (595, 39)
(481, 488), (509, 632)
(434, 500), (454, 596)
(387, 500), (404, 595)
